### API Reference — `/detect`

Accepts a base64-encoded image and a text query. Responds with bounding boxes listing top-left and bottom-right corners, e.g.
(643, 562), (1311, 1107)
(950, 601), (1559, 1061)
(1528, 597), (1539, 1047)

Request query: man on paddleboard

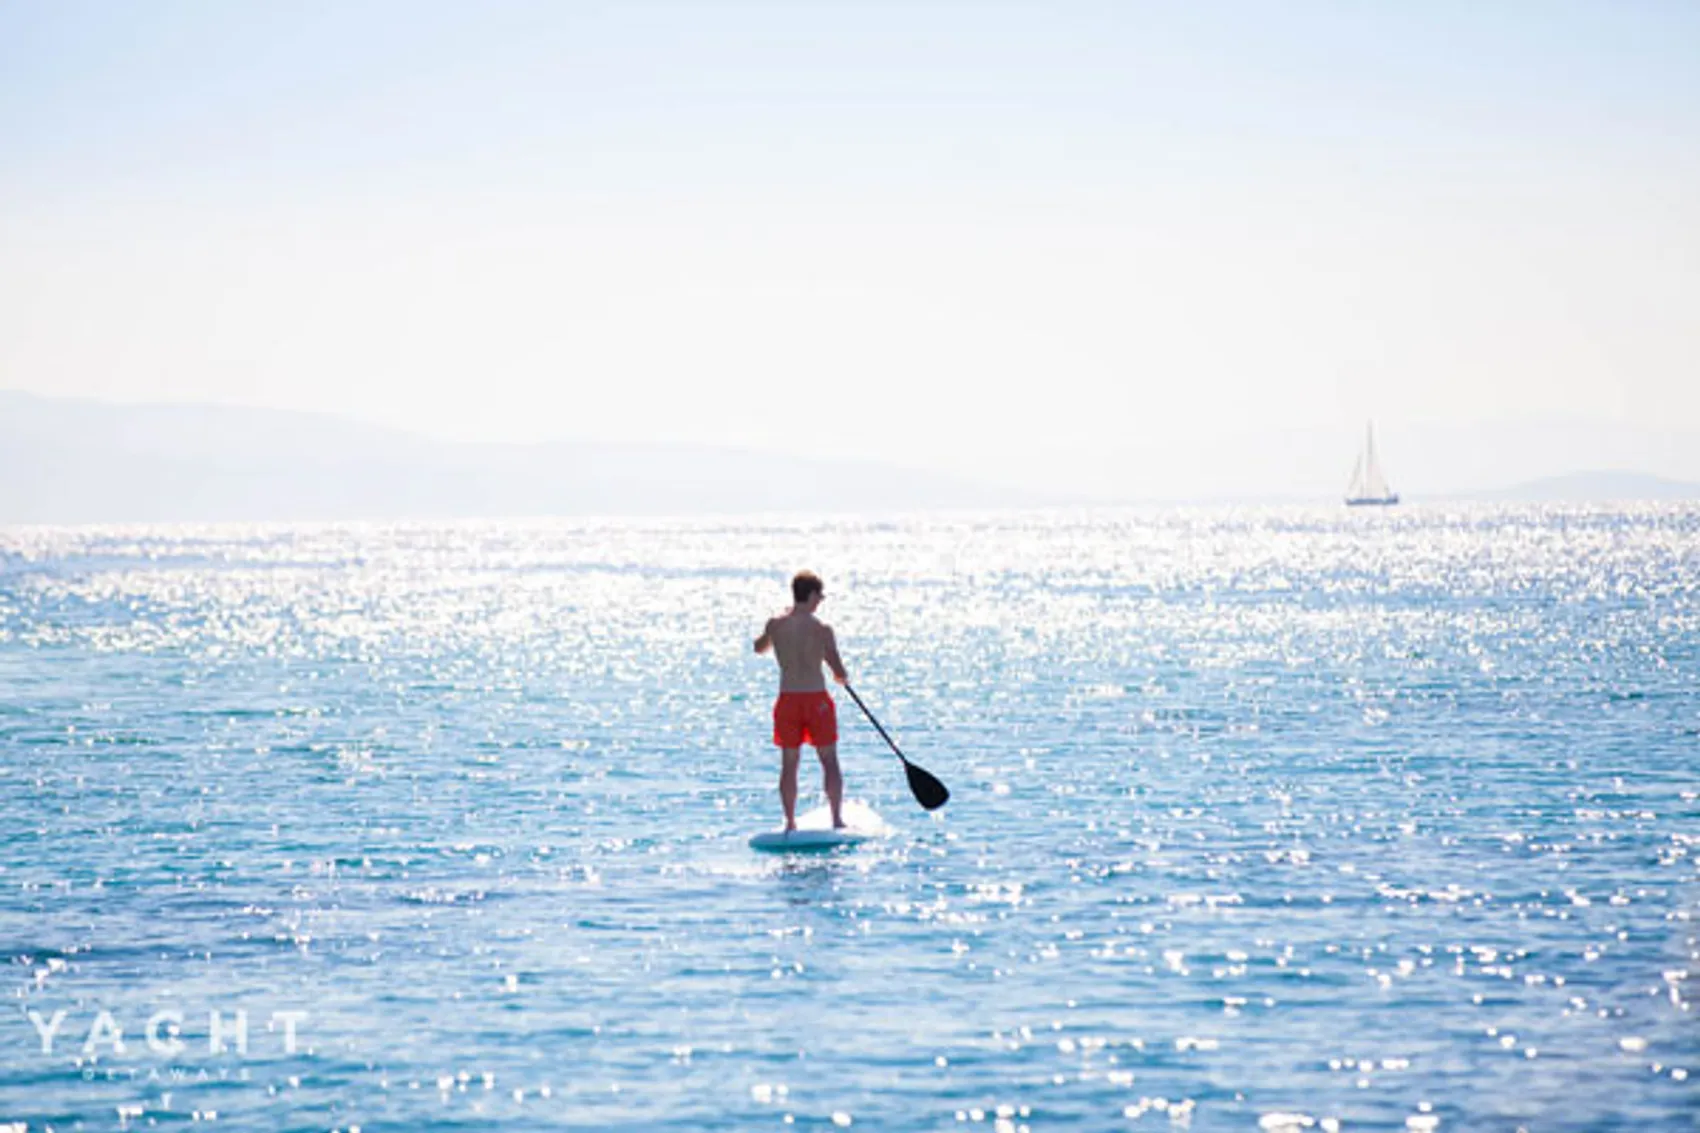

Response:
(754, 570), (848, 831)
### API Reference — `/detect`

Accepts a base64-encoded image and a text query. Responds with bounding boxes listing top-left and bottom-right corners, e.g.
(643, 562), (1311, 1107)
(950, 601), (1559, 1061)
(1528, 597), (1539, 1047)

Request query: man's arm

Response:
(753, 618), (774, 654)
(822, 624), (848, 684)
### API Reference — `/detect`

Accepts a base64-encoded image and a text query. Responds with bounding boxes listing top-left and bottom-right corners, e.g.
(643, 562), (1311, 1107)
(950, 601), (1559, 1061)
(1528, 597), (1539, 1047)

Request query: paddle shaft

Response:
(843, 683), (910, 764)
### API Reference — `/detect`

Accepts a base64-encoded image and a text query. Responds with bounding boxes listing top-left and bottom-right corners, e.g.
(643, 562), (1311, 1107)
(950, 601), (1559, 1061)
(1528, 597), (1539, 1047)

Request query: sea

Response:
(1, 506), (1696, 1131)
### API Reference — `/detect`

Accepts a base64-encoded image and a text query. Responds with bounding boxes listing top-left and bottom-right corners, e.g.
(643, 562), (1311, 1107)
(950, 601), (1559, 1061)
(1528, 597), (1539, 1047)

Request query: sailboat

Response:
(1345, 422), (1399, 506)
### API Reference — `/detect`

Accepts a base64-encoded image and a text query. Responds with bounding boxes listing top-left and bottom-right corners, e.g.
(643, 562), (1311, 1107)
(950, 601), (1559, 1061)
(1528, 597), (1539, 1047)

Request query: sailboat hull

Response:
(1345, 495), (1400, 507)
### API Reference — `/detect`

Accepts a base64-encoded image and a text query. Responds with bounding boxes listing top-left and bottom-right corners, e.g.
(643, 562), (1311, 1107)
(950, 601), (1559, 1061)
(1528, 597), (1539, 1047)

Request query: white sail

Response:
(1346, 422), (1397, 504)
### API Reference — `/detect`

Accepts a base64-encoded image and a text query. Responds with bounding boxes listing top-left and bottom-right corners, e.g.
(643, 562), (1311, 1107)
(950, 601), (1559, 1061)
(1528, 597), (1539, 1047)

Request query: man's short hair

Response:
(792, 571), (824, 603)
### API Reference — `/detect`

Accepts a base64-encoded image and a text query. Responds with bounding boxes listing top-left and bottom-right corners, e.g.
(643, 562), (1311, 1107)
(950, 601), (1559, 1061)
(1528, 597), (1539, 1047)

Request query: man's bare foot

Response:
(784, 822), (797, 834)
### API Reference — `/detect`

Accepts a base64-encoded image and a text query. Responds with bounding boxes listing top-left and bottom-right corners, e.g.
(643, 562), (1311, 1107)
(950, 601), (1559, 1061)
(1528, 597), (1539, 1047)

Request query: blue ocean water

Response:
(2, 506), (1696, 1131)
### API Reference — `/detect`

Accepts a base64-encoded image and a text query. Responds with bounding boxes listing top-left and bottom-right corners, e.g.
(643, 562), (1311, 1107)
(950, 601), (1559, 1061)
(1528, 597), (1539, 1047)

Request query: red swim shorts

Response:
(772, 691), (838, 748)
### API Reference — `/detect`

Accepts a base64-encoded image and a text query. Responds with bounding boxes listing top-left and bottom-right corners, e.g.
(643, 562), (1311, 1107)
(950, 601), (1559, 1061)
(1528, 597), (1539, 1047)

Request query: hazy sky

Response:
(2, 2), (1696, 495)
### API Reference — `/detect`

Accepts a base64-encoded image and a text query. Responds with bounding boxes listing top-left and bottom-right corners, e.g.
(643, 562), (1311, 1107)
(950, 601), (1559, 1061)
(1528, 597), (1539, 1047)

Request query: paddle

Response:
(843, 683), (949, 811)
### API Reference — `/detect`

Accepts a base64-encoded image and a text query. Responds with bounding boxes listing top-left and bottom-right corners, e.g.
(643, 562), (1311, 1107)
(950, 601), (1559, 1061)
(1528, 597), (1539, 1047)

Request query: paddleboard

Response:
(749, 801), (890, 852)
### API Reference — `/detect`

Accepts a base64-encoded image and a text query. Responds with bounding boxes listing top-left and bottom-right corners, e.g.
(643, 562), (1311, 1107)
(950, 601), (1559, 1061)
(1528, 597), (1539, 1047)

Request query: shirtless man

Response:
(753, 570), (848, 831)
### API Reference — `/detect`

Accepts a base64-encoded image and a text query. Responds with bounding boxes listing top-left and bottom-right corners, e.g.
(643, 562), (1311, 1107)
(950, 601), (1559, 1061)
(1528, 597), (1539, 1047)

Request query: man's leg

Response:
(815, 743), (844, 829)
(779, 747), (801, 831)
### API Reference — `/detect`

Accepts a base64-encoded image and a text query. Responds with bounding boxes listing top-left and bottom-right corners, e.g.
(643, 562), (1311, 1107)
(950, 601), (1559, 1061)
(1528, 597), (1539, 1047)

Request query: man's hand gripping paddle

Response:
(843, 683), (949, 811)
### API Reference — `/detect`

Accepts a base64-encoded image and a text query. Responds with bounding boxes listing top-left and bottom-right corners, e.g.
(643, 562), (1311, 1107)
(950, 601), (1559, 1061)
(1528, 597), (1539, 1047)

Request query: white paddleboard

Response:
(749, 801), (891, 852)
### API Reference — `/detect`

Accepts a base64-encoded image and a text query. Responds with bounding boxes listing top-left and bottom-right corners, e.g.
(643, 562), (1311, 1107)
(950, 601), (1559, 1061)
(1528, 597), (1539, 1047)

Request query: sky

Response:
(2, 1), (1697, 497)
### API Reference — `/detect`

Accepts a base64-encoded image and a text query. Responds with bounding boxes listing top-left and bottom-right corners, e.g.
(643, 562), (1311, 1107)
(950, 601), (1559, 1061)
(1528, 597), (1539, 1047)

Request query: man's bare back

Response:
(755, 608), (847, 691)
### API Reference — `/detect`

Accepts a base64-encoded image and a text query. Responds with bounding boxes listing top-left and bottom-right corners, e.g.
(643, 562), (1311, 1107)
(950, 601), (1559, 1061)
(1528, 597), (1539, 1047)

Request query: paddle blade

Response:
(903, 759), (950, 810)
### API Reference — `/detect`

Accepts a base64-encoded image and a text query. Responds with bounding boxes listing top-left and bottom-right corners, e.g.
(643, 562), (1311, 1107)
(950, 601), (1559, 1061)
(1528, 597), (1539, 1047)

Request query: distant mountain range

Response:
(4, 391), (1699, 522)
(970, 417), (1700, 504)
(1487, 470), (1700, 502)
(0, 391), (1021, 523)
